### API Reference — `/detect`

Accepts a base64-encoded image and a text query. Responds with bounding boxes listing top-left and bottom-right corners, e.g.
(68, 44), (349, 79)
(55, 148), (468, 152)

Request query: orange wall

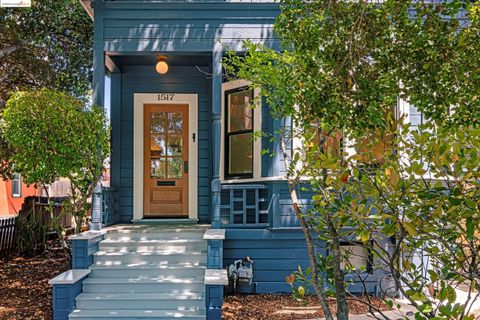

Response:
(2, 179), (37, 216)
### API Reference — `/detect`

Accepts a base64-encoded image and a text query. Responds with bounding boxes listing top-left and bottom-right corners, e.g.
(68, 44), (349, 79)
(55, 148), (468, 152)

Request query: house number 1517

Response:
(158, 93), (175, 101)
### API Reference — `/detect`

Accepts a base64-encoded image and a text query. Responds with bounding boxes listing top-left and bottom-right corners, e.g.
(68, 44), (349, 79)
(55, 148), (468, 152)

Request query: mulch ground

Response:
(0, 248), (70, 320)
(223, 294), (389, 320)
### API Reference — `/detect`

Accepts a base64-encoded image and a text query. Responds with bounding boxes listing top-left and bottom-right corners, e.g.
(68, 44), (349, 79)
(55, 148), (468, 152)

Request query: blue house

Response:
(48, 1), (387, 319)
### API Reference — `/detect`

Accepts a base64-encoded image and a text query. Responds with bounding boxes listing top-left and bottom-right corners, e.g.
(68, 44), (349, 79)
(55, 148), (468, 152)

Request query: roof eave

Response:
(80, 0), (94, 20)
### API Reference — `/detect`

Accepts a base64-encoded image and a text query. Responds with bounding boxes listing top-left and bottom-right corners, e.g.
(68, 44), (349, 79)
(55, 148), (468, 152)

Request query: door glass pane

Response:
(168, 113), (183, 132)
(150, 134), (166, 156)
(228, 89), (253, 133)
(168, 134), (182, 156)
(168, 158), (183, 178)
(151, 113), (167, 133)
(229, 133), (253, 175)
(151, 158), (166, 178)
(149, 110), (185, 179)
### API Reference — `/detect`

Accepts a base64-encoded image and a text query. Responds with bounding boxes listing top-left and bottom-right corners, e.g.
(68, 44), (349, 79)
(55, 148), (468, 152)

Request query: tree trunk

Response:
(279, 137), (335, 320)
(328, 218), (349, 320)
(0, 41), (28, 60)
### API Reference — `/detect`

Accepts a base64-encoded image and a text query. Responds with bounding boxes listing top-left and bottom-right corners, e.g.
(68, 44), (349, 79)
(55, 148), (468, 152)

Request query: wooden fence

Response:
(0, 216), (16, 258)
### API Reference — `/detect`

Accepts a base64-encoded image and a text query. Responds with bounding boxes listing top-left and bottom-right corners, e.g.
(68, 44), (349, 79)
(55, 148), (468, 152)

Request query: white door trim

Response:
(133, 93), (198, 221)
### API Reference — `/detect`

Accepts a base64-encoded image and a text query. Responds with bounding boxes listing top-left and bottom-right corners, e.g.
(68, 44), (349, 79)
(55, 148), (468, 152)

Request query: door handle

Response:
(184, 160), (189, 174)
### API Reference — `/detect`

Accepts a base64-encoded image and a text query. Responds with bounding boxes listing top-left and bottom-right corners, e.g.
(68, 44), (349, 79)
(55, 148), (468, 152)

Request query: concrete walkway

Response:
(313, 303), (417, 320)
(314, 287), (480, 319)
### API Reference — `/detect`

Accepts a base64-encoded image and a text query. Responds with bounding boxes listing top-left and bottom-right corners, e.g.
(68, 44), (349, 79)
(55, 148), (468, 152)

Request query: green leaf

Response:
(403, 222), (417, 236)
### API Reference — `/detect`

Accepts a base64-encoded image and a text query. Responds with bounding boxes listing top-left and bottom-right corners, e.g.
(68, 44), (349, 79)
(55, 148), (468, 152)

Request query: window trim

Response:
(220, 80), (262, 181)
(11, 173), (21, 198)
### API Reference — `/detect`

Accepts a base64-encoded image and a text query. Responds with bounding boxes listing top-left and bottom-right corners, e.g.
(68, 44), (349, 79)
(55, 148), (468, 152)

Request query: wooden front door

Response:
(144, 104), (189, 217)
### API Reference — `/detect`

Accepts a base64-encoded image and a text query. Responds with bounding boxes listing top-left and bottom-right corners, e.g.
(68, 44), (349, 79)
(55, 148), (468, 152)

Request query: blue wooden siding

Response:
(224, 229), (382, 294)
(224, 229), (310, 293)
(95, 2), (280, 52)
(114, 65), (212, 223)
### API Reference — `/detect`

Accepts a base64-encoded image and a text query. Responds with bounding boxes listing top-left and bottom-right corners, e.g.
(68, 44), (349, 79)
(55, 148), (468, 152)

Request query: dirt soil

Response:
(223, 294), (389, 320)
(0, 248), (70, 320)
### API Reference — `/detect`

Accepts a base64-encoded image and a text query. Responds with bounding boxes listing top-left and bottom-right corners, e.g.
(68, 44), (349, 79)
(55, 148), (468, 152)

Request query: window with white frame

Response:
(408, 104), (425, 130)
(398, 98), (425, 130)
(221, 80), (262, 180)
(12, 173), (21, 198)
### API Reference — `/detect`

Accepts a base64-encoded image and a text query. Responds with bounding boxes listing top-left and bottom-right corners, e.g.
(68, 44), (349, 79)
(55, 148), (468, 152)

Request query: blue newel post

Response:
(89, 182), (103, 231)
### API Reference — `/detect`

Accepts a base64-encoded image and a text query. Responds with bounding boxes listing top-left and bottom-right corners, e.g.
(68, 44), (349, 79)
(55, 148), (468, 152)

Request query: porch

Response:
(51, 224), (227, 320)
(98, 52), (302, 229)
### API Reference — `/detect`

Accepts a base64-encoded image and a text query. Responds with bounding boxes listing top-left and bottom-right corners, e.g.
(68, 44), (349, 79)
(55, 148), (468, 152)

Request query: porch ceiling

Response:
(108, 54), (211, 73)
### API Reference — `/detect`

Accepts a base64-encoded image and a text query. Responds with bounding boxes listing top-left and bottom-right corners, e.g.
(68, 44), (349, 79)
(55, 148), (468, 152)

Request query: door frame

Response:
(133, 93), (198, 221)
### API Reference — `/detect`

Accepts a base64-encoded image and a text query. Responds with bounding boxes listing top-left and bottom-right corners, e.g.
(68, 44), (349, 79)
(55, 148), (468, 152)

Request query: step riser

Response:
(99, 244), (207, 253)
(90, 268), (205, 278)
(94, 255), (207, 265)
(83, 283), (204, 293)
(76, 299), (205, 310)
(104, 232), (204, 241)
(70, 316), (205, 320)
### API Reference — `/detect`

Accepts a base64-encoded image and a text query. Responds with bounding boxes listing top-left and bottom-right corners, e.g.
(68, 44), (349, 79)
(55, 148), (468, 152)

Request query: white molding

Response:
(398, 97), (410, 121)
(220, 79), (262, 181)
(221, 176), (311, 184)
(68, 230), (106, 240)
(204, 269), (229, 286)
(49, 269), (91, 285)
(203, 229), (226, 240)
(133, 93), (198, 221)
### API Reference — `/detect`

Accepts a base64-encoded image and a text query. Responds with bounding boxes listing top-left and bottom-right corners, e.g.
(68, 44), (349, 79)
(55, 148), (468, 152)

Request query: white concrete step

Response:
(93, 251), (207, 265)
(104, 231), (205, 241)
(75, 292), (205, 310)
(99, 239), (207, 253)
(82, 277), (204, 293)
(89, 265), (206, 278)
(69, 309), (206, 319)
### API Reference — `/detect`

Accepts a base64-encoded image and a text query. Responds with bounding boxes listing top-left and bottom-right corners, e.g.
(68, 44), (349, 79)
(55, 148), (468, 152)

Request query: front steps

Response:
(69, 226), (208, 320)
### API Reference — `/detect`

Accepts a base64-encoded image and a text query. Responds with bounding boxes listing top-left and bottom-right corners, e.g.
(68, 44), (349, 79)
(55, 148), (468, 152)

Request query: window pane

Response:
(409, 104), (423, 129)
(12, 173), (21, 196)
(150, 134), (166, 156)
(229, 133), (253, 175)
(228, 89), (253, 132)
(168, 113), (183, 132)
(151, 112), (167, 133)
(151, 158), (166, 178)
(168, 158), (183, 178)
(167, 134), (182, 156)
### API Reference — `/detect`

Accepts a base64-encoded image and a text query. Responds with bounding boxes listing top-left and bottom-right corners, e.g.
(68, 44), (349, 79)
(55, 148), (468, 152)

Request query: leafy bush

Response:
(1, 89), (109, 234)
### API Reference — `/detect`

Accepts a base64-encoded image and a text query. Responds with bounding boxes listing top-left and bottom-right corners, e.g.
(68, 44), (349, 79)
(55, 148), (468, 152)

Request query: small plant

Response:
(15, 198), (51, 255)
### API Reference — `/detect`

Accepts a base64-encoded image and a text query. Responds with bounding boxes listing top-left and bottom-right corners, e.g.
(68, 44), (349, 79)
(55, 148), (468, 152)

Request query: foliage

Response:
(0, 0), (93, 171)
(0, 0), (93, 103)
(1, 89), (109, 233)
(225, 0), (480, 319)
(341, 122), (480, 320)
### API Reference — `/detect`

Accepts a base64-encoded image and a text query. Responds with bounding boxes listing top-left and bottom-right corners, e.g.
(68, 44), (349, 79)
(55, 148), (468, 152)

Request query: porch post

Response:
(90, 1), (105, 230)
(211, 45), (222, 228)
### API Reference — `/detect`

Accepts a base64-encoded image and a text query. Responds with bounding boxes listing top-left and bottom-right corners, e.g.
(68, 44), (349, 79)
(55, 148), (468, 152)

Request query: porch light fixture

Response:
(156, 55), (169, 75)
